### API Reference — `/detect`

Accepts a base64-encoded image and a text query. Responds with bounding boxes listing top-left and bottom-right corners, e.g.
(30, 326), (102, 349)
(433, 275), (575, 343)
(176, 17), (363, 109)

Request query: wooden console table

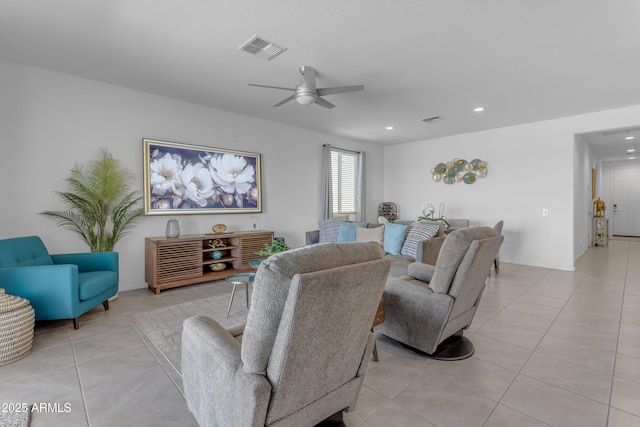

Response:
(145, 230), (274, 294)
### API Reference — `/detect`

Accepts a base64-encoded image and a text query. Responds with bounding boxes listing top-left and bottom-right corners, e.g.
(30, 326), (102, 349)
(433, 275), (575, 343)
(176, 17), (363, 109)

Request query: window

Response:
(331, 148), (359, 215)
(321, 144), (364, 222)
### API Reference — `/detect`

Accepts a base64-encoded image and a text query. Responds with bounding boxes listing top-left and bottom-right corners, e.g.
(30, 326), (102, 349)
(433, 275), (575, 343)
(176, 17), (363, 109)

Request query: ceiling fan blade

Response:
(273, 94), (296, 107)
(248, 83), (295, 91)
(316, 85), (364, 96)
(314, 96), (336, 109)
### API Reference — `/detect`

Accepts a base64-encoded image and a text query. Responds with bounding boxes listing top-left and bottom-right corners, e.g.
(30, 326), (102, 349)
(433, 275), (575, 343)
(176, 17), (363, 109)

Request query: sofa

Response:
(305, 218), (444, 277)
(0, 236), (119, 329)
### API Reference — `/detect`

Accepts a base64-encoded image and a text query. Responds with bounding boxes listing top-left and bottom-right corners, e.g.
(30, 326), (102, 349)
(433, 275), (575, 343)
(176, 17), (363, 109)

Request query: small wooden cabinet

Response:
(145, 230), (274, 294)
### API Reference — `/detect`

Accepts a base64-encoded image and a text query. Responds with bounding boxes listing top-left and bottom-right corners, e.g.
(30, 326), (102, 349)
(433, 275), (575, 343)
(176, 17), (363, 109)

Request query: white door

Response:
(612, 167), (640, 236)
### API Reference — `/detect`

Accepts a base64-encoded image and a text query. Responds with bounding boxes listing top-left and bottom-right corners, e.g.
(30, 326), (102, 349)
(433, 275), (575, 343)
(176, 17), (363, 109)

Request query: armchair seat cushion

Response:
(387, 254), (414, 277)
(78, 271), (118, 301)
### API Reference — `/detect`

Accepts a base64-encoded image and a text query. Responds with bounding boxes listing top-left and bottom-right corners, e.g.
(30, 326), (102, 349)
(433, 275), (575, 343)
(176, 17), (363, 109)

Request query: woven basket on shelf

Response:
(0, 288), (35, 366)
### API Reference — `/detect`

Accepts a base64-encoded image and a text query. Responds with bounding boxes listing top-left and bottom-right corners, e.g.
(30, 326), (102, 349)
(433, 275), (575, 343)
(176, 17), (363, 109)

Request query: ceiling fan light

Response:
(296, 94), (316, 105)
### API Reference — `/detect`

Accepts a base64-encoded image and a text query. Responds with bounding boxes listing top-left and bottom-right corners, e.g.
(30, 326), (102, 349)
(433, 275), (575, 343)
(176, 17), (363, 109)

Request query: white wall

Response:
(0, 60), (384, 291)
(5, 59), (640, 282)
(574, 134), (596, 260)
(384, 105), (640, 271)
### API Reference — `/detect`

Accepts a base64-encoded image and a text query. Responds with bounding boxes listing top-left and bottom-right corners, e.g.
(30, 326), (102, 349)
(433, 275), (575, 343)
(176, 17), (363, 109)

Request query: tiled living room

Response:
(2, 239), (640, 426)
(3, 2), (640, 427)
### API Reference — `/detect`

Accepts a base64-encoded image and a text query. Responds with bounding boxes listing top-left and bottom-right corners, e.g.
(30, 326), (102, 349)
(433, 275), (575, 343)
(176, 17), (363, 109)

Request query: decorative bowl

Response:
(210, 262), (226, 272)
(248, 258), (266, 269)
(212, 224), (227, 234)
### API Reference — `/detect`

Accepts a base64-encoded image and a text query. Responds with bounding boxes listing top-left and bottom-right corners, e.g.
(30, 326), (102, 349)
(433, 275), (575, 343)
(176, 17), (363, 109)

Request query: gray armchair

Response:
(375, 227), (503, 360)
(182, 242), (391, 427)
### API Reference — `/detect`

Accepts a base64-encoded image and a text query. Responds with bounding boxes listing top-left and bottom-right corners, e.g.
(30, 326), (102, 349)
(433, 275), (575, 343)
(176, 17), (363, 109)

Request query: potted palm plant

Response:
(40, 148), (144, 252)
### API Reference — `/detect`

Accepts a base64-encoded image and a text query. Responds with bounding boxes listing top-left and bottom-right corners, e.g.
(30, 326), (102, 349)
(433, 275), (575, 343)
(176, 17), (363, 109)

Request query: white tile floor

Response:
(2, 239), (640, 426)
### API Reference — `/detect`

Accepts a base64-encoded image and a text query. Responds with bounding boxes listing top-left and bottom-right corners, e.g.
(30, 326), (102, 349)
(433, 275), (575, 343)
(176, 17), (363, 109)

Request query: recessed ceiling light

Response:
(385, 126), (394, 130)
(625, 136), (635, 140)
(473, 107), (485, 112)
(629, 156), (636, 160)
(627, 149), (635, 153)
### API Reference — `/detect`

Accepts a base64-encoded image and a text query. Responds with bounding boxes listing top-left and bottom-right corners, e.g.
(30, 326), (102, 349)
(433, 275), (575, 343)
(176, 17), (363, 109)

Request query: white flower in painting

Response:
(209, 154), (255, 194)
(177, 163), (215, 207)
(150, 153), (182, 196)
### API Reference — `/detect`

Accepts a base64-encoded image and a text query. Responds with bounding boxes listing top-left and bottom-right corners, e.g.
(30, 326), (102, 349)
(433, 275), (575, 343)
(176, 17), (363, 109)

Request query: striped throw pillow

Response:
(319, 217), (347, 243)
(400, 222), (440, 259)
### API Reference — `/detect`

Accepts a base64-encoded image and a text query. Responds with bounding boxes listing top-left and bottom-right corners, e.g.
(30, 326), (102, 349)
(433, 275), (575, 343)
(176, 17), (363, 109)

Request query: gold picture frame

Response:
(143, 139), (262, 215)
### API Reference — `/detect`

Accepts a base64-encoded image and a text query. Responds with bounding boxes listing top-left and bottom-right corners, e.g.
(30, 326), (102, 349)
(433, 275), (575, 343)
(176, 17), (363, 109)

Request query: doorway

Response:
(612, 166), (640, 237)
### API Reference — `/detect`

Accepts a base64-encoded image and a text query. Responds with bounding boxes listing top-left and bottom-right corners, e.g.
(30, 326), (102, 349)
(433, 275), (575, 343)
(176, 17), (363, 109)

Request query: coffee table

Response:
(225, 273), (255, 318)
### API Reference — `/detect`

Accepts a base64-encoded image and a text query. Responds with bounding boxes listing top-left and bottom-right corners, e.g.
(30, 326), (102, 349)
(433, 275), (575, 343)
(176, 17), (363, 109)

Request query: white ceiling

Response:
(580, 126), (640, 161)
(2, 0), (640, 157)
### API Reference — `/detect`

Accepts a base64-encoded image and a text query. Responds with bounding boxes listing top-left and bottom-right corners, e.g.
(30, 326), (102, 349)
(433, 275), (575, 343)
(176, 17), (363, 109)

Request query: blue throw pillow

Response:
(384, 222), (408, 255)
(337, 222), (367, 242)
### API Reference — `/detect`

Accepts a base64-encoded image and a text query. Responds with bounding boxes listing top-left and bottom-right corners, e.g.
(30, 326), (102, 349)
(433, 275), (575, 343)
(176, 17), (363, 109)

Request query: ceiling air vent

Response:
(238, 35), (287, 61)
(422, 116), (444, 123)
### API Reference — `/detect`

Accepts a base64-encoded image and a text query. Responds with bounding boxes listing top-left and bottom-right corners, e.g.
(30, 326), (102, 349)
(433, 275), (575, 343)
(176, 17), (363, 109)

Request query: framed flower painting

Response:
(143, 139), (262, 215)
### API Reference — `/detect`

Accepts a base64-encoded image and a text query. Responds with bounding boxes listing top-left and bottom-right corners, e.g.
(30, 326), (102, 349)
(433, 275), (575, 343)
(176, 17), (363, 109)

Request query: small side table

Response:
(225, 273), (255, 318)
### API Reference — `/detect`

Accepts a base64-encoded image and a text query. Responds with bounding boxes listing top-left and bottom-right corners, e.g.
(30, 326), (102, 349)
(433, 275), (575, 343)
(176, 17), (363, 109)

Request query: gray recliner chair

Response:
(182, 242), (391, 427)
(375, 227), (503, 360)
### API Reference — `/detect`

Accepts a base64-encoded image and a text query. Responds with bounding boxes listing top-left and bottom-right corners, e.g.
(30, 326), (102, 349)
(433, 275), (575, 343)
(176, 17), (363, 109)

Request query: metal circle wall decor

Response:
(432, 158), (488, 184)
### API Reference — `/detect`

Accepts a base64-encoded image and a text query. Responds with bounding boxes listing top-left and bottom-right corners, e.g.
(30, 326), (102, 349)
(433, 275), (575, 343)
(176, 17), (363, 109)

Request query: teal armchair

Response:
(0, 236), (118, 329)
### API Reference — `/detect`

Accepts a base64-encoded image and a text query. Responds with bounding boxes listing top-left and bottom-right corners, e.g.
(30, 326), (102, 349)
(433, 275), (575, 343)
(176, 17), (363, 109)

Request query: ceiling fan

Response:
(249, 66), (364, 109)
